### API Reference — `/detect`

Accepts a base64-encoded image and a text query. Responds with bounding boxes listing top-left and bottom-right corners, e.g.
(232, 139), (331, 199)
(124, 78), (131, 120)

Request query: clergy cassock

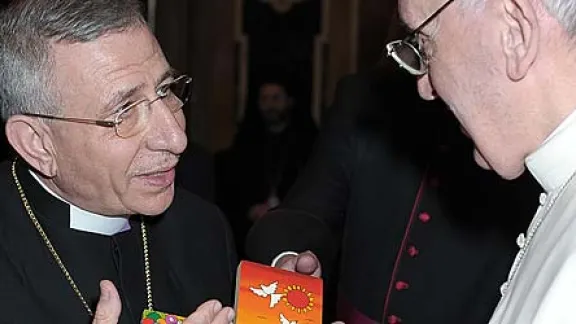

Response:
(245, 70), (542, 323)
(0, 160), (236, 323)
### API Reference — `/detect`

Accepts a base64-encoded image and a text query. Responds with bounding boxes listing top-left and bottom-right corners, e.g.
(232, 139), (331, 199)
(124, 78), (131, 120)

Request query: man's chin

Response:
(472, 148), (526, 180)
(460, 126), (471, 138)
(473, 148), (492, 170)
(126, 186), (175, 216)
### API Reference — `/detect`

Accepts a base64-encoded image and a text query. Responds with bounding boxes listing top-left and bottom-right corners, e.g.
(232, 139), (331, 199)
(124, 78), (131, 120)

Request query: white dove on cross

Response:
(249, 281), (283, 308)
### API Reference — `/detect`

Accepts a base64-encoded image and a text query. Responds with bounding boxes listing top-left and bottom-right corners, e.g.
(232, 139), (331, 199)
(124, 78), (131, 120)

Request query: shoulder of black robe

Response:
(0, 160), (64, 322)
(0, 239), (46, 323)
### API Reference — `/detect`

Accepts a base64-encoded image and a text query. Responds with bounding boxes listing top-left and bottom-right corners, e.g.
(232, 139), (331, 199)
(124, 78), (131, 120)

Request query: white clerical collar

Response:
(526, 109), (576, 193)
(28, 170), (131, 236)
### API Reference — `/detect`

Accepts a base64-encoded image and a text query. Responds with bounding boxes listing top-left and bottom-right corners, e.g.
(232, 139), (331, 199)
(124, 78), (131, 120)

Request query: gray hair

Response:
(0, 0), (147, 121)
(460, 0), (576, 37)
(543, 0), (576, 37)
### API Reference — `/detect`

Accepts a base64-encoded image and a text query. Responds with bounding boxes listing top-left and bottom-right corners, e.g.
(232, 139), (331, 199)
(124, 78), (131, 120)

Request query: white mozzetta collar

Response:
(526, 109), (576, 193)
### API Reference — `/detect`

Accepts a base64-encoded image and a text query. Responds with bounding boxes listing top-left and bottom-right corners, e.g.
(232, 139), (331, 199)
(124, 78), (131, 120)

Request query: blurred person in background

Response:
(216, 78), (317, 258)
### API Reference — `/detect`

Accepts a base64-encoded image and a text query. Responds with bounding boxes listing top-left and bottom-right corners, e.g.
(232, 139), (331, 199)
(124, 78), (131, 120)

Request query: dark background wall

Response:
(0, 0), (399, 153)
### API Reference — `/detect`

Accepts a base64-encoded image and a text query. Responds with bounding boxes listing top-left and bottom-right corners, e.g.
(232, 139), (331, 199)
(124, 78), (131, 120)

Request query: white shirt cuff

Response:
(271, 251), (299, 267)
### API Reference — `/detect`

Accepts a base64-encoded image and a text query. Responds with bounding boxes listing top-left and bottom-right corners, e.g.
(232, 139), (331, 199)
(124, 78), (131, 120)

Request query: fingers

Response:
(275, 254), (298, 272)
(185, 300), (221, 323)
(274, 251), (322, 277)
(295, 251), (322, 277)
(210, 306), (235, 324)
(92, 280), (122, 324)
(184, 300), (235, 324)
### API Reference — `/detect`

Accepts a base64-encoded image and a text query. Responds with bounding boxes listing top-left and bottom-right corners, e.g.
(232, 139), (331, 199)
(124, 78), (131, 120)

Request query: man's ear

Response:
(501, 0), (540, 81)
(5, 115), (57, 177)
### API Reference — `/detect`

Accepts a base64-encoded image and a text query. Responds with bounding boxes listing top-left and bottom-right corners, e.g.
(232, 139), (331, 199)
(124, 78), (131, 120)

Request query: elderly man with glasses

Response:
(392, 0), (576, 322)
(0, 0), (237, 323)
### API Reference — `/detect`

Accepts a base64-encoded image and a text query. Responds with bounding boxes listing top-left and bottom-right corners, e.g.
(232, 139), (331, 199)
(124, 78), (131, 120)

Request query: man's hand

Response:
(274, 255), (343, 324)
(183, 300), (235, 324)
(92, 280), (235, 324)
(93, 280), (122, 324)
(274, 251), (322, 277)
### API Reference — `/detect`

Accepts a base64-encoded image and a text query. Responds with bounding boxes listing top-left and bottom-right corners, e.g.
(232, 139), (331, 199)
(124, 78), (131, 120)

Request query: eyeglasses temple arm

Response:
(23, 113), (116, 128)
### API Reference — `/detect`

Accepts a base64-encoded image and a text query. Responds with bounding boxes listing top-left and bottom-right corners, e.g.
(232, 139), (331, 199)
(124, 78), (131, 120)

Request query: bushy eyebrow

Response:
(103, 68), (177, 115)
(104, 85), (145, 115)
(156, 68), (177, 85)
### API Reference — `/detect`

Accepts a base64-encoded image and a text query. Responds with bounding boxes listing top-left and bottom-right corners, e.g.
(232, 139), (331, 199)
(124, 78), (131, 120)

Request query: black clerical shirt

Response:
(0, 161), (237, 324)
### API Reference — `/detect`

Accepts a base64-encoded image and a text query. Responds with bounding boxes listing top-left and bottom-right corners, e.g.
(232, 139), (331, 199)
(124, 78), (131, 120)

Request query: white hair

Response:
(459, 0), (576, 36)
(543, 0), (576, 37)
(0, 0), (147, 121)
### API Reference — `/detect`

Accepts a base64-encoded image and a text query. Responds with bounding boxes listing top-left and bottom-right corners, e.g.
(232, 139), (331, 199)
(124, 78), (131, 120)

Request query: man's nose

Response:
(144, 102), (188, 155)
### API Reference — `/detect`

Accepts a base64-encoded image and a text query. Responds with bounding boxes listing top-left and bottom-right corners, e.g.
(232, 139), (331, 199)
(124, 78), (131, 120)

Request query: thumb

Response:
(93, 280), (122, 324)
(295, 251), (321, 277)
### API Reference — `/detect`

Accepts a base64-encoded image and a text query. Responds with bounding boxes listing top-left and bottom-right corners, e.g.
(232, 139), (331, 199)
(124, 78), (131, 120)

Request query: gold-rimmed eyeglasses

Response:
(386, 0), (454, 75)
(23, 75), (194, 138)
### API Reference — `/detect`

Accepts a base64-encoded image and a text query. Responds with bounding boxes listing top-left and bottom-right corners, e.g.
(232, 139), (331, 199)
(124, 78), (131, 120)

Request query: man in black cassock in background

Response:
(0, 1), (236, 323)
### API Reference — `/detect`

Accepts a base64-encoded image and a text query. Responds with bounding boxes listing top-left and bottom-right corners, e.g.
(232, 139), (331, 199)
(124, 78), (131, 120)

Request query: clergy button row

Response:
(386, 211), (430, 324)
